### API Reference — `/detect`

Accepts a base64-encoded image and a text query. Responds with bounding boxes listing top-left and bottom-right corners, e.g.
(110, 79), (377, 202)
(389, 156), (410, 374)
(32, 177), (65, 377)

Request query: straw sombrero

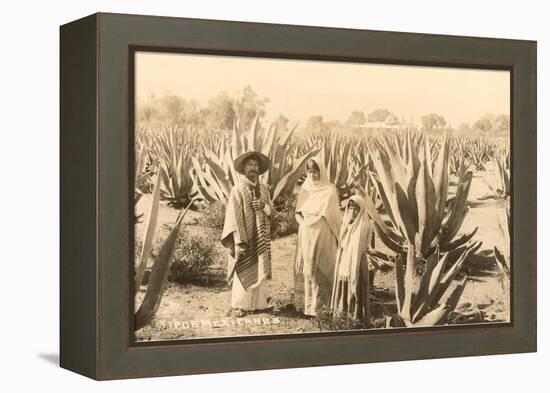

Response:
(233, 151), (271, 175)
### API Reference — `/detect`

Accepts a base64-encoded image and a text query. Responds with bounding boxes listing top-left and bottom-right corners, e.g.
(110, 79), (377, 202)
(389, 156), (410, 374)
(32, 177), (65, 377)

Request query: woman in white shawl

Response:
(294, 157), (341, 316)
(330, 195), (372, 321)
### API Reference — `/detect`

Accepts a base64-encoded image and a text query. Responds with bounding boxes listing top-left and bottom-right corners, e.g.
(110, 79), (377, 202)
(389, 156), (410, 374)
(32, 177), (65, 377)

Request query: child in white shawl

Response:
(331, 195), (372, 321)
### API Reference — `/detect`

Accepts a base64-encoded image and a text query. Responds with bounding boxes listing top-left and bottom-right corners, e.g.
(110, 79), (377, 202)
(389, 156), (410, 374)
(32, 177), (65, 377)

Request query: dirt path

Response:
(135, 233), (323, 341)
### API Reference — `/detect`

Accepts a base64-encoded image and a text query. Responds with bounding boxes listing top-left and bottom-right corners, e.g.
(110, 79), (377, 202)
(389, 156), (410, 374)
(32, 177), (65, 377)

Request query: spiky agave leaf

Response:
(369, 131), (476, 260)
(412, 241), (481, 323)
(438, 171), (473, 250)
(135, 199), (197, 330)
(134, 174), (161, 290)
(195, 119), (317, 204)
(411, 247), (442, 311)
(271, 148), (320, 201)
(401, 244), (416, 322)
(432, 132), (450, 231)
(485, 154), (510, 199)
(362, 194), (405, 254)
(435, 241), (481, 299)
(150, 127), (196, 206)
(318, 133), (354, 190)
(415, 148), (437, 255)
(369, 143), (413, 242)
(246, 112), (261, 152)
(413, 277), (467, 326)
(394, 254), (405, 315)
(494, 198), (511, 271)
(191, 156), (230, 203)
(389, 235), (480, 326)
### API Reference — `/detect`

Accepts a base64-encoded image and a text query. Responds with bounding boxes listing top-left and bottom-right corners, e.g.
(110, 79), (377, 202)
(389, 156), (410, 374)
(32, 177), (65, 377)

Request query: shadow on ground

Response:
(461, 249), (498, 281)
(38, 353), (59, 366)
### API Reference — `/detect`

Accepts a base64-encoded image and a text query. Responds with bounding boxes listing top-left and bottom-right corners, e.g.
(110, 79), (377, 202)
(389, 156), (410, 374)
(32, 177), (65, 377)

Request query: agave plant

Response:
(150, 126), (196, 207)
(364, 131), (478, 259)
(134, 174), (199, 330)
(191, 139), (234, 203)
(349, 142), (382, 212)
(485, 151), (510, 199)
(493, 194), (511, 315)
(466, 137), (495, 171)
(388, 242), (481, 327)
(135, 174), (162, 290)
(135, 135), (155, 205)
(192, 114), (318, 203)
(318, 133), (353, 190)
(499, 145), (510, 170)
(260, 119), (320, 202)
(384, 129), (423, 161)
(383, 129), (442, 173)
(362, 130), (482, 326)
(429, 137), (441, 167)
(494, 197), (511, 273)
(348, 138), (371, 179)
(449, 139), (470, 177)
(135, 148), (147, 205)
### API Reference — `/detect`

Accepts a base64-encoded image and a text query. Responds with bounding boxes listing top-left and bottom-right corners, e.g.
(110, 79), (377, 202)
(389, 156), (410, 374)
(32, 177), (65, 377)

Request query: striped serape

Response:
(221, 181), (272, 290)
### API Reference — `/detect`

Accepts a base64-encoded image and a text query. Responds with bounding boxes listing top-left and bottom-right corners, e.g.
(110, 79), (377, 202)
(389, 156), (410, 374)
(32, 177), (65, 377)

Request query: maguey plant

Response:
(192, 114), (319, 203)
(485, 151), (510, 199)
(149, 126), (196, 207)
(364, 131), (479, 258)
(387, 243), (481, 327)
(318, 133), (354, 190)
(466, 136), (495, 171)
(493, 196), (510, 313)
(349, 140), (379, 204)
(134, 173), (199, 329)
(381, 129), (443, 173)
(135, 130), (155, 206)
(363, 130), (482, 326)
(449, 138), (470, 177)
(494, 198), (511, 273)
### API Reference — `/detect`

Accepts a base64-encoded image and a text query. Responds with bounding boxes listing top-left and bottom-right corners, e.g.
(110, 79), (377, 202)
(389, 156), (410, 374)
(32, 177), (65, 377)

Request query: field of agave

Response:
(134, 117), (510, 330)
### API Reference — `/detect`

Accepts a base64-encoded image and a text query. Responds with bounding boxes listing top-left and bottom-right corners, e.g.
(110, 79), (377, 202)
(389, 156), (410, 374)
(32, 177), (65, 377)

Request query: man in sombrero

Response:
(221, 150), (273, 316)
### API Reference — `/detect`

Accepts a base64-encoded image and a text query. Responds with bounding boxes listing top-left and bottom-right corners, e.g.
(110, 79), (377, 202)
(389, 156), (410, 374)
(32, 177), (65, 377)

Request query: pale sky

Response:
(135, 51), (510, 127)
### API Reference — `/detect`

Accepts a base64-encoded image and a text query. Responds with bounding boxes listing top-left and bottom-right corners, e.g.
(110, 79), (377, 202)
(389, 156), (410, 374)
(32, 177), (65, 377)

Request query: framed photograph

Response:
(60, 12), (536, 380)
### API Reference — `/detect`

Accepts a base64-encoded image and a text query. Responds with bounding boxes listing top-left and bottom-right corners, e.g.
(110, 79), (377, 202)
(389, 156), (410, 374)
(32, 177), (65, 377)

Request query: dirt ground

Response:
(134, 167), (510, 342)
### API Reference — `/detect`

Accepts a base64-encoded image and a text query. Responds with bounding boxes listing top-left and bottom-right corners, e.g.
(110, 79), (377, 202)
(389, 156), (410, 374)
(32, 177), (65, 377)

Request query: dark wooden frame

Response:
(60, 12), (537, 380)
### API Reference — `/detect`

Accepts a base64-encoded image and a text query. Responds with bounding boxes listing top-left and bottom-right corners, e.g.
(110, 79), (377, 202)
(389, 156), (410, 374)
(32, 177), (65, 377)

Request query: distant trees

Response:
(305, 115), (325, 131)
(161, 95), (184, 123)
(325, 119), (343, 130)
(367, 109), (393, 123)
(203, 92), (235, 130)
(137, 94), (202, 125)
(457, 122), (472, 135)
(492, 114), (510, 134)
(137, 85), (270, 130)
(473, 113), (509, 135)
(421, 113), (447, 131)
(137, 88), (510, 138)
(386, 114), (400, 126)
(345, 110), (366, 126)
(233, 85), (270, 130)
(423, 113), (509, 136)
(302, 116), (344, 134)
(139, 100), (159, 123)
(341, 108), (403, 128)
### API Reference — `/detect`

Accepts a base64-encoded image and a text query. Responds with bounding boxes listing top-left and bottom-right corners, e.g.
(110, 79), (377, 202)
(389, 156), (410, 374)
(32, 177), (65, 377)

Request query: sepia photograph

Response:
(132, 51), (511, 342)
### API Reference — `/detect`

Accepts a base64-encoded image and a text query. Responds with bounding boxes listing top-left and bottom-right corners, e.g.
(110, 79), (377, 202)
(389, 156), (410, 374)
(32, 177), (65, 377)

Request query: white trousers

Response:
(231, 276), (268, 310)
